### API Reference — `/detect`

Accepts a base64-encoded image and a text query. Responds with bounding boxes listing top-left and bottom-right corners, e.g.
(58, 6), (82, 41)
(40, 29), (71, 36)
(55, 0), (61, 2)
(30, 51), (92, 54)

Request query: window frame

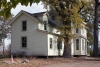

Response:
(82, 29), (84, 33)
(22, 20), (27, 31)
(21, 36), (27, 48)
(82, 39), (84, 50)
(76, 39), (79, 50)
(58, 41), (62, 49)
(50, 38), (52, 49)
(44, 21), (47, 30)
(76, 29), (78, 33)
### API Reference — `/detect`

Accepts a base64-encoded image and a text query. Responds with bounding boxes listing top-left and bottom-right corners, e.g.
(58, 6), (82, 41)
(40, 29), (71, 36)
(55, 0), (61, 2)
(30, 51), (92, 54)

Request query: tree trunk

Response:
(63, 43), (71, 58)
(62, 20), (72, 58)
(93, 1), (99, 57)
(63, 36), (71, 58)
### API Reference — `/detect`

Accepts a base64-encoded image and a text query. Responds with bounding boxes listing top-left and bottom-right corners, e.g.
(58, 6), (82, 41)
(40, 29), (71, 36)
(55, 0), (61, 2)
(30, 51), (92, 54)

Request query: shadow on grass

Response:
(74, 57), (100, 61)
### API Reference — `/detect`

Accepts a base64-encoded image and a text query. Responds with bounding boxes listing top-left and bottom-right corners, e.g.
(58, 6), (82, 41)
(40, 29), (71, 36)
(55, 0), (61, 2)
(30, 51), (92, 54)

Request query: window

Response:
(52, 16), (55, 20)
(22, 21), (27, 31)
(44, 21), (47, 30)
(76, 39), (79, 50)
(76, 29), (78, 33)
(22, 37), (27, 48)
(82, 39), (84, 50)
(82, 29), (84, 33)
(50, 38), (52, 49)
(58, 41), (62, 49)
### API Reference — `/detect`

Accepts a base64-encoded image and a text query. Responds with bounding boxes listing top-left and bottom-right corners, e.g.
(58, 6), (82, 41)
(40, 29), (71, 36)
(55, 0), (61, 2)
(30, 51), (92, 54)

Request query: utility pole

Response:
(93, 0), (99, 57)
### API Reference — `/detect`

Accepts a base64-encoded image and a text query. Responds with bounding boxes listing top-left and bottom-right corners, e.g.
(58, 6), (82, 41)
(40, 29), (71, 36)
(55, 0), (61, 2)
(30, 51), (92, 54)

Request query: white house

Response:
(9, 10), (89, 56)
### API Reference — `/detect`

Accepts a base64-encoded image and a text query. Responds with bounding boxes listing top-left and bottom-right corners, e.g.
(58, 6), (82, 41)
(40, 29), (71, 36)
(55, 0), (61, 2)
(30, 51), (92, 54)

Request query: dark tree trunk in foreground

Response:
(63, 43), (71, 58)
(93, 0), (99, 57)
(63, 21), (72, 58)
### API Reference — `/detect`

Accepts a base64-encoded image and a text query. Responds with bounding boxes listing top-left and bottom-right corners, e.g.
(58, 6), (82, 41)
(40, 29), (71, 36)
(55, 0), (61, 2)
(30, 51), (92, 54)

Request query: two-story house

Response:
(9, 10), (88, 56)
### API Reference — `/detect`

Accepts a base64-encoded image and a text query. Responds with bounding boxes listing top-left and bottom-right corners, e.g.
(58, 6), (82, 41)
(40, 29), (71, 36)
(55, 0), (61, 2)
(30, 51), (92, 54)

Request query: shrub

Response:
(90, 50), (93, 57)
(11, 51), (27, 58)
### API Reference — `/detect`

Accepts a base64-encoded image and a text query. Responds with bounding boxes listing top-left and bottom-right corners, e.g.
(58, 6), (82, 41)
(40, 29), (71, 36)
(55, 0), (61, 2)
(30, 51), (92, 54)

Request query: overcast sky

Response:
(11, 2), (46, 16)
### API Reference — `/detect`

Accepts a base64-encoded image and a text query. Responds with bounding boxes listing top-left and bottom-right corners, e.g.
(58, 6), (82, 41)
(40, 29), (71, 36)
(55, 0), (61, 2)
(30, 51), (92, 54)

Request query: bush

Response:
(90, 50), (93, 57)
(12, 51), (27, 58)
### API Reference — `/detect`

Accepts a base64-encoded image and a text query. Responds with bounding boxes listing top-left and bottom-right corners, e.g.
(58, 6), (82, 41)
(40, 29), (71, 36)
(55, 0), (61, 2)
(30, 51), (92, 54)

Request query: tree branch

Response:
(78, 1), (84, 13)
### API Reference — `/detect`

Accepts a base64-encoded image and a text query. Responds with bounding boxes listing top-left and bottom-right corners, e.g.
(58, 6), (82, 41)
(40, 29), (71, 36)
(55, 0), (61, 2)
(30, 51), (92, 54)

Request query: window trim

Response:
(22, 20), (27, 31)
(82, 39), (84, 50)
(58, 41), (62, 49)
(50, 38), (52, 49)
(82, 29), (84, 33)
(76, 39), (79, 50)
(44, 21), (47, 30)
(21, 36), (27, 48)
(76, 29), (78, 33)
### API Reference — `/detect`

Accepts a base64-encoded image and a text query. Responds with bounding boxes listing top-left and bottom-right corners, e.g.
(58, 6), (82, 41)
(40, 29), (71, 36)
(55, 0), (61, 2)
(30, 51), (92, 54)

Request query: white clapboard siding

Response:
(11, 13), (48, 56)
(47, 34), (64, 56)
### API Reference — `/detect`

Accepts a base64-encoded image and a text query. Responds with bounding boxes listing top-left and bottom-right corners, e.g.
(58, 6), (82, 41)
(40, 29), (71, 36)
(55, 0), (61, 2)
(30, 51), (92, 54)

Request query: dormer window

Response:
(52, 16), (55, 20)
(76, 29), (78, 33)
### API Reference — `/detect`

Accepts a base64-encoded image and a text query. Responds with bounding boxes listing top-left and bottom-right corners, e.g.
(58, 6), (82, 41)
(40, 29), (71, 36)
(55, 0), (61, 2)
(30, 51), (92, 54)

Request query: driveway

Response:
(43, 60), (100, 67)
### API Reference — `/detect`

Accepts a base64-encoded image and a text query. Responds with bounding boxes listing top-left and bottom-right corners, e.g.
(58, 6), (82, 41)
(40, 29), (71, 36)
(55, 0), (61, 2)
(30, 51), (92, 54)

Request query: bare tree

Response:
(0, 16), (12, 57)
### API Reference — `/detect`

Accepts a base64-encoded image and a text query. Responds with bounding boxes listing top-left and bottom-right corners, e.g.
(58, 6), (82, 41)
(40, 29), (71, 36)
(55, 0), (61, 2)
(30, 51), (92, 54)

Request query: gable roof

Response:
(9, 10), (60, 27)
(9, 10), (45, 25)
(33, 12), (46, 16)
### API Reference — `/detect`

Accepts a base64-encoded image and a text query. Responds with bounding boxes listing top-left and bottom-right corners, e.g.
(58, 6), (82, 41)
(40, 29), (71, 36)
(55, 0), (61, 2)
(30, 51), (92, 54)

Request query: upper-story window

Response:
(76, 39), (79, 50)
(22, 20), (27, 31)
(52, 16), (55, 20)
(82, 29), (84, 33)
(44, 21), (47, 30)
(76, 29), (78, 33)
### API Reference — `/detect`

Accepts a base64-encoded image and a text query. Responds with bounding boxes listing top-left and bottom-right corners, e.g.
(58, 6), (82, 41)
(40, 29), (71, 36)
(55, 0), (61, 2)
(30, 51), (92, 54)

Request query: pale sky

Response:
(11, 2), (47, 16)
(5, 2), (46, 47)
